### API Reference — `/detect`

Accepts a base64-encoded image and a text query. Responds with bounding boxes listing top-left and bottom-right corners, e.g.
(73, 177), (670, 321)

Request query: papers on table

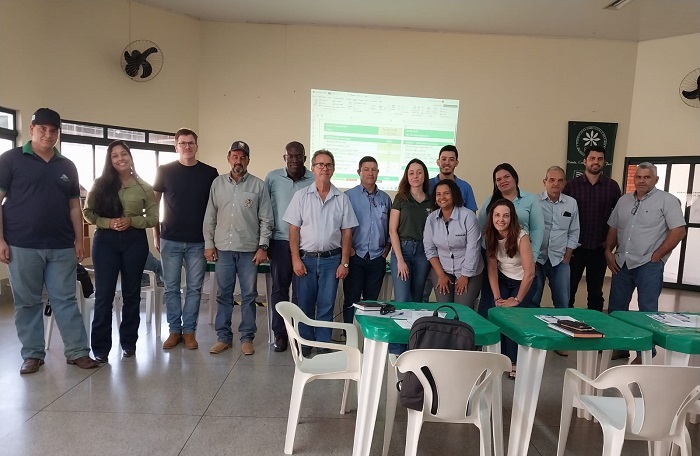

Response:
(648, 313), (699, 328)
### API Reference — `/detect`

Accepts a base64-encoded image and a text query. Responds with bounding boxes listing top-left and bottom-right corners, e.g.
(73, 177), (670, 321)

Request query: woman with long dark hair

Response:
(477, 163), (543, 316)
(484, 198), (536, 378)
(423, 179), (483, 308)
(389, 158), (432, 302)
(84, 140), (157, 362)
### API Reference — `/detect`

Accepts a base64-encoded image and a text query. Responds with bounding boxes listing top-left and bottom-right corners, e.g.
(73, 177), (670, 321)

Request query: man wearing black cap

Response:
(0, 108), (99, 374)
(203, 141), (274, 356)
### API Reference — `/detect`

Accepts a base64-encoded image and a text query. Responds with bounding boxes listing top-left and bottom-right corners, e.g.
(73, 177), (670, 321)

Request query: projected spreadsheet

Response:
(311, 90), (460, 191)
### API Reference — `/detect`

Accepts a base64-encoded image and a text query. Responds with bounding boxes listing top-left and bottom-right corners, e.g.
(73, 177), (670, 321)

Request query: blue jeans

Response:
(608, 261), (664, 313)
(160, 239), (206, 334)
(268, 239), (298, 338)
(91, 229), (149, 356)
(342, 254), (387, 323)
(533, 260), (571, 308)
(8, 246), (90, 361)
(391, 240), (430, 302)
(296, 254), (340, 342)
(214, 250), (258, 343)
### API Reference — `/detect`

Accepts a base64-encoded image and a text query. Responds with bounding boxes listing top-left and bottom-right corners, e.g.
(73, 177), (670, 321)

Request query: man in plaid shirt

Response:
(562, 146), (621, 313)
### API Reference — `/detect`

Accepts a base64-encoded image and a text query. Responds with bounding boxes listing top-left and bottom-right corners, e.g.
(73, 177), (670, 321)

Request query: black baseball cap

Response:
(31, 108), (61, 129)
(229, 140), (250, 156)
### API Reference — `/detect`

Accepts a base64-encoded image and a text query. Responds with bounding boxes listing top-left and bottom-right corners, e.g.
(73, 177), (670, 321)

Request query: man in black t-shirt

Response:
(153, 128), (219, 350)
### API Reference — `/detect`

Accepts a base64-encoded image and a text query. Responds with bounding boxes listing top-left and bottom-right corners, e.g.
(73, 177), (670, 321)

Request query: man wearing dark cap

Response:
(203, 141), (273, 356)
(0, 108), (99, 374)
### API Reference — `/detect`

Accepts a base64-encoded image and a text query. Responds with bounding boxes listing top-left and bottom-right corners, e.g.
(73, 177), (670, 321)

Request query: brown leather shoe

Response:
(162, 333), (183, 349)
(241, 340), (255, 355)
(20, 358), (44, 375)
(66, 356), (100, 369)
(182, 333), (198, 350)
(209, 341), (232, 354)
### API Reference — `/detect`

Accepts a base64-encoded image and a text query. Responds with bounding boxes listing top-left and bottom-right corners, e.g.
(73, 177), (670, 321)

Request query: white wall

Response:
(627, 33), (700, 158)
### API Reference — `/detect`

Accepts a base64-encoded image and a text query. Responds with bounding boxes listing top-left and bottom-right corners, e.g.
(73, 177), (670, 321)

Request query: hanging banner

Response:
(566, 121), (618, 181)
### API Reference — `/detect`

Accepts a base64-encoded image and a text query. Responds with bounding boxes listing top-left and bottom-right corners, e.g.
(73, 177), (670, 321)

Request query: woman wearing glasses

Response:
(84, 140), (158, 363)
(389, 159), (432, 302)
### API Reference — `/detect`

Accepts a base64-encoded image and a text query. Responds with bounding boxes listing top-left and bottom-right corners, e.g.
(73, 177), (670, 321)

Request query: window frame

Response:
(0, 106), (18, 148)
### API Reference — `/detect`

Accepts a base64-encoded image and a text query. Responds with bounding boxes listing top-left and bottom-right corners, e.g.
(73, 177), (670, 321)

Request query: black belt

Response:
(300, 247), (342, 258)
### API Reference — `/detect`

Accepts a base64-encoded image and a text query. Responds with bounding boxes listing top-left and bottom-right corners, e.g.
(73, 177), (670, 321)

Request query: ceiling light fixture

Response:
(604, 0), (637, 10)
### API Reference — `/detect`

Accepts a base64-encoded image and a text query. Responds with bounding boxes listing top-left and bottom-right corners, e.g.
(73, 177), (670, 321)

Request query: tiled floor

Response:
(0, 280), (698, 456)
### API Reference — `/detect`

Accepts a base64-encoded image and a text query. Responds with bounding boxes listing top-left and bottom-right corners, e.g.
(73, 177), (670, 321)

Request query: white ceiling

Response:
(135, 0), (700, 42)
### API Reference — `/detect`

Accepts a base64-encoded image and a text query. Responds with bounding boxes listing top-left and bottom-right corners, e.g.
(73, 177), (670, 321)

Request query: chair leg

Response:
(556, 378), (575, 456)
(285, 372), (308, 455)
(44, 312), (54, 350)
(154, 288), (163, 338)
(340, 379), (351, 414)
(383, 358), (400, 456)
(477, 398), (493, 456)
(404, 410), (423, 456)
(600, 426), (625, 456)
(145, 290), (153, 324)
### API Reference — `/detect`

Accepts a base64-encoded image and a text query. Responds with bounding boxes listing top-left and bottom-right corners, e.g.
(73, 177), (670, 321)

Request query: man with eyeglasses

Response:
(605, 162), (686, 363)
(204, 141), (273, 356)
(562, 146), (621, 312)
(264, 141), (314, 352)
(284, 150), (358, 357)
(342, 156), (391, 323)
(153, 128), (219, 350)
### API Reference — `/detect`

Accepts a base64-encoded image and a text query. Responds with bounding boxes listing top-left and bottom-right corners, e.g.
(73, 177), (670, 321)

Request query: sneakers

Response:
(182, 333), (198, 350)
(209, 341), (232, 354)
(162, 333), (183, 349)
(274, 335), (288, 352)
(241, 340), (255, 355)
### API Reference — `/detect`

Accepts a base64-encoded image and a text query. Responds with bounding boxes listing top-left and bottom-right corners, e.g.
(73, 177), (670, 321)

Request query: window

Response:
(60, 120), (175, 190)
(0, 106), (18, 153)
(623, 156), (700, 291)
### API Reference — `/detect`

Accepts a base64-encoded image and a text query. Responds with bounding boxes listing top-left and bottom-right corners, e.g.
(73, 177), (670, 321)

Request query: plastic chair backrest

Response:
(592, 365), (700, 440)
(395, 349), (511, 421)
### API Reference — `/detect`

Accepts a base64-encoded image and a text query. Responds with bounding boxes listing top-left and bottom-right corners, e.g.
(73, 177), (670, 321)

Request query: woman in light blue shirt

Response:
(477, 163), (543, 317)
(423, 179), (483, 309)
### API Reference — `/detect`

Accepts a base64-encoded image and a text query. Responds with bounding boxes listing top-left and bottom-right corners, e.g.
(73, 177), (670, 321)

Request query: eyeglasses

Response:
(284, 154), (305, 162)
(177, 141), (197, 148)
(314, 163), (334, 170)
(631, 199), (640, 215)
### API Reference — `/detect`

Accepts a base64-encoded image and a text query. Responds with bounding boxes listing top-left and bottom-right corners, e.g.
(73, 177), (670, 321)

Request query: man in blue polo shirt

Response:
(342, 156), (391, 323)
(0, 108), (98, 374)
(428, 145), (478, 212)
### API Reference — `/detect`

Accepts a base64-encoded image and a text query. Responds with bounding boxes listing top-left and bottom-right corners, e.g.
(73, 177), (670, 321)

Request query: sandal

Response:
(508, 363), (517, 380)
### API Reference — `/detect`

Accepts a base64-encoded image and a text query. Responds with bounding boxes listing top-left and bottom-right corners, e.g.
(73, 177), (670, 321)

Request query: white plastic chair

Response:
(276, 301), (362, 455)
(557, 365), (700, 456)
(45, 281), (95, 349)
(394, 349), (511, 456)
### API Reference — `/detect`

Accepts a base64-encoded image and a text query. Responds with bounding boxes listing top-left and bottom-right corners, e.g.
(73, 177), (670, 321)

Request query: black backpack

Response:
(398, 305), (476, 412)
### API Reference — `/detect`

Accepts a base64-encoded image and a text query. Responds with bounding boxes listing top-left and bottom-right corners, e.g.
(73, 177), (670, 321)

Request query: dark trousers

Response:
(342, 254), (387, 323)
(568, 247), (607, 311)
(497, 272), (538, 364)
(91, 229), (149, 357)
(268, 239), (297, 338)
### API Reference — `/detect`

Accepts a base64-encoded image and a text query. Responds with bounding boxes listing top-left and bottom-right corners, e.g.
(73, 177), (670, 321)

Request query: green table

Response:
(354, 302), (501, 346)
(487, 307), (653, 456)
(353, 303), (503, 456)
(610, 311), (700, 365)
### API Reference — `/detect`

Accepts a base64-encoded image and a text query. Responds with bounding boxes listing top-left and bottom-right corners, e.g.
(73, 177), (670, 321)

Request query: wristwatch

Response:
(342, 263), (349, 268)
(258, 245), (268, 251)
